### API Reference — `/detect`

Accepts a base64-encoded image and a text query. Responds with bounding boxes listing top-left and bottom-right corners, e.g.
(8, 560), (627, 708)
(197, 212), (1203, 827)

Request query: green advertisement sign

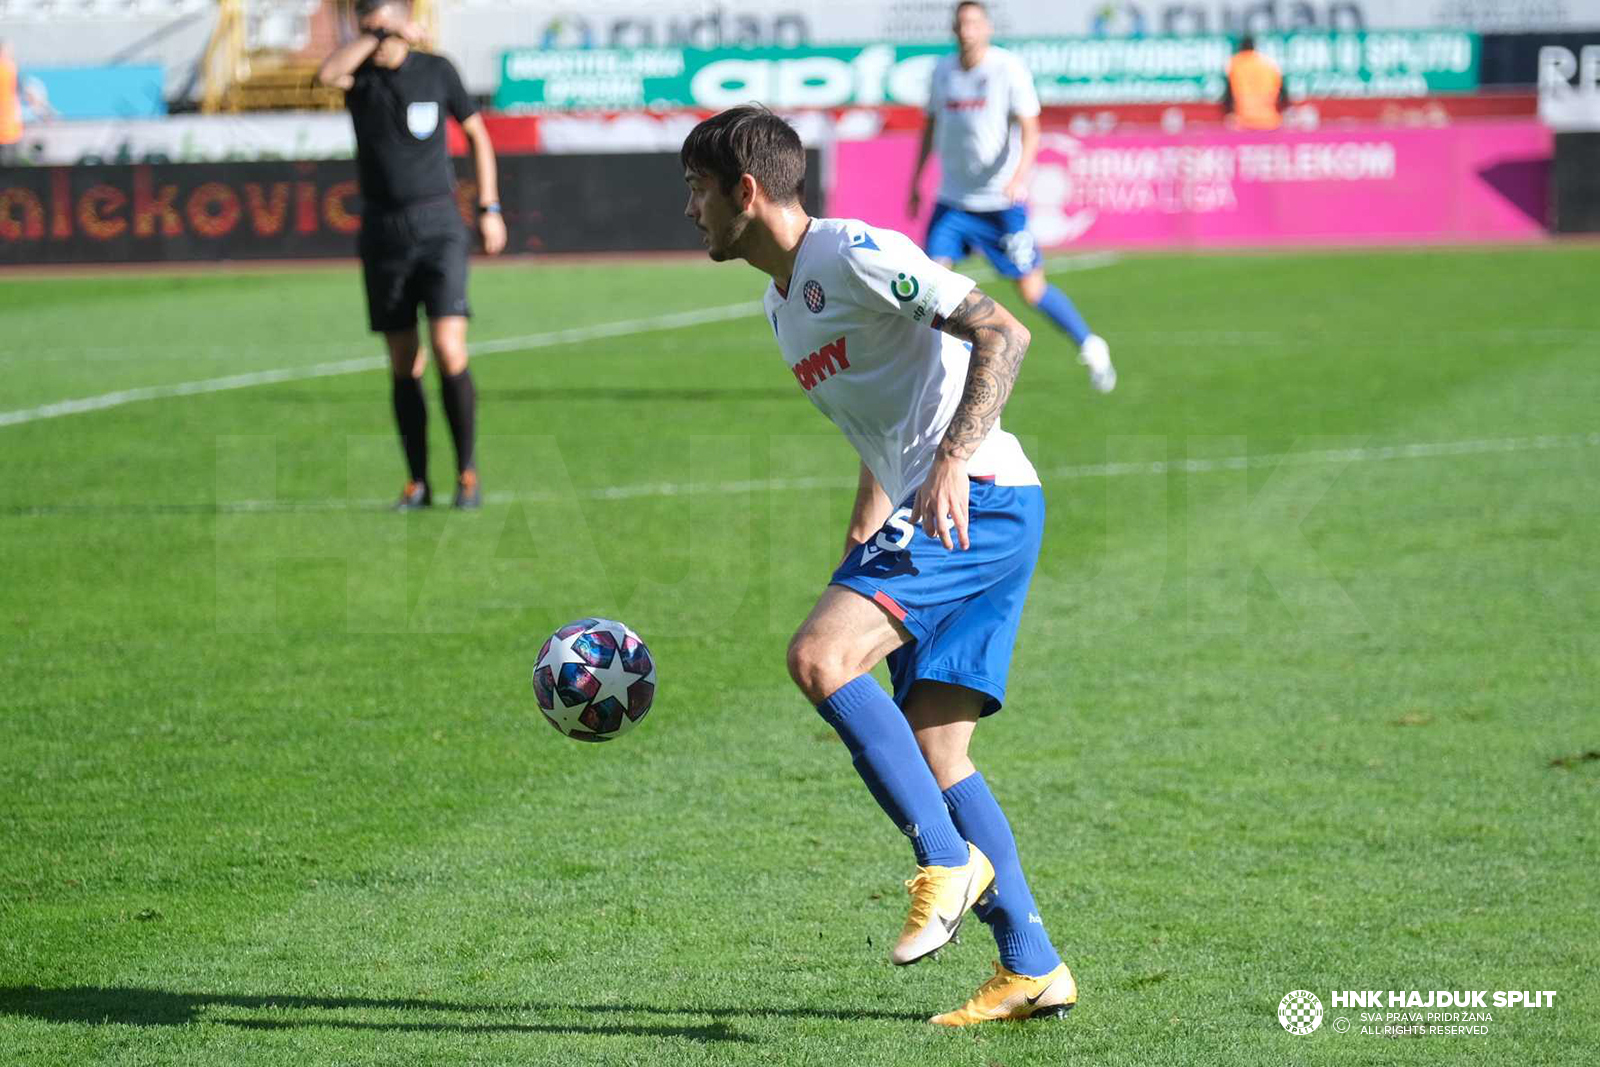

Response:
(1016, 32), (1481, 104)
(495, 32), (1480, 113)
(496, 44), (948, 113)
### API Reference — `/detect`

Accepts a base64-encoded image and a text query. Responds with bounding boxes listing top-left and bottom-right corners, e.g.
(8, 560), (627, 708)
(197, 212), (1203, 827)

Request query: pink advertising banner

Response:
(831, 121), (1552, 249)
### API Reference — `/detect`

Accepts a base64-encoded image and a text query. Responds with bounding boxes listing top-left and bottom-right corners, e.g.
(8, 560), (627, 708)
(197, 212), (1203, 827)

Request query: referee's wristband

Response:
(478, 203), (502, 216)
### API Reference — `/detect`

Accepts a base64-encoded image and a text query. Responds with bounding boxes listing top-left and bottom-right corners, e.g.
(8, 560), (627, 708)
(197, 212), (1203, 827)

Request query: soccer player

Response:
(908, 0), (1115, 393)
(316, 0), (506, 510)
(681, 105), (1076, 1026)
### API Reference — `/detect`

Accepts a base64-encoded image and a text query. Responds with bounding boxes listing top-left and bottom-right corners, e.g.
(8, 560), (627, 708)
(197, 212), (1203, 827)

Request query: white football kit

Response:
(928, 47), (1041, 213)
(760, 217), (1040, 506)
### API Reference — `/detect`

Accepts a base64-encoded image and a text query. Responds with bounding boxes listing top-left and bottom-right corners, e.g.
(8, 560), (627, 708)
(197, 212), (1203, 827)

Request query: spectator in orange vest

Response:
(1, 40), (22, 166)
(1222, 36), (1288, 131)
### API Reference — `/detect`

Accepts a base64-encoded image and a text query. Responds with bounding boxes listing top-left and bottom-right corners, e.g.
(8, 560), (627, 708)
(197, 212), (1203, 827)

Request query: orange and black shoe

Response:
(453, 470), (481, 510)
(394, 480), (431, 511)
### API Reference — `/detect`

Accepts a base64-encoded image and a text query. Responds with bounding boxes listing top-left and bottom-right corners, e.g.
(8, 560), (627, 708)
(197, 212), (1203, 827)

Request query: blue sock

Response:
(942, 772), (1063, 977)
(816, 675), (969, 868)
(1033, 284), (1092, 347)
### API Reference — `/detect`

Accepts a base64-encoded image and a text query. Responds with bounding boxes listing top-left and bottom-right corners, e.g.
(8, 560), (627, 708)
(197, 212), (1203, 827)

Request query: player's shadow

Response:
(0, 986), (925, 1042)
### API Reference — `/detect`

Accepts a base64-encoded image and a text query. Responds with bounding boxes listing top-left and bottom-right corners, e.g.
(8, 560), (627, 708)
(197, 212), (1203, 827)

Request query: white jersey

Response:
(928, 47), (1041, 213)
(760, 217), (1040, 506)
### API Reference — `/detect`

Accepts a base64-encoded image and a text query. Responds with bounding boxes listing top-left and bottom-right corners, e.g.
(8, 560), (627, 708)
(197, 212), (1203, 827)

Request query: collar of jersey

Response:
(771, 217), (815, 302)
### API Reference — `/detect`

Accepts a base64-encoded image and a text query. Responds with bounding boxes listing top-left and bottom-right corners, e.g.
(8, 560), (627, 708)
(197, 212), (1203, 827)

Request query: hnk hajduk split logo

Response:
(1279, 990), (1324, 1035)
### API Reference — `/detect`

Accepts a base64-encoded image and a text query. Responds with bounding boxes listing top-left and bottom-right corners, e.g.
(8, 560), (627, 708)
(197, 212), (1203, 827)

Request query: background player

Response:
(1222, 35), (1289, 131)
(317, 0), (506, 510)
(909, 0), (1115, 393)
(682, 105), (1077, 1026)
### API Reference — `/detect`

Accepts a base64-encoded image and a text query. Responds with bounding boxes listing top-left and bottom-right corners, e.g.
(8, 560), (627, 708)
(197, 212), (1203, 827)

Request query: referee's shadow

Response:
(0, 985), (926, 1043)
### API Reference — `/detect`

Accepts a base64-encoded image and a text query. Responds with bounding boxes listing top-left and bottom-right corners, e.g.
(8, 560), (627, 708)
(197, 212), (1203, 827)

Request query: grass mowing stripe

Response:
(6, 431), (1593, 517)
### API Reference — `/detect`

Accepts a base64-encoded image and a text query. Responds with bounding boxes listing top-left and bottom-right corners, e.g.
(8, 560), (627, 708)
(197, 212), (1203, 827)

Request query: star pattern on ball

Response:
(536, 630), (582, 680)
(585, 637), (639, 711)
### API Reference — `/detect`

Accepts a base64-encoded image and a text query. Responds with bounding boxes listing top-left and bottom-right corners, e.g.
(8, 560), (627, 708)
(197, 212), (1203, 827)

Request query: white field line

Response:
(0, 301), (764, 429)
(0, 357), (384, 428)
(975, 251), (1122, 281)
(2, 253), (1121, 369)
(0, 252), (1126, 427)
(78, 430), (1594, 517)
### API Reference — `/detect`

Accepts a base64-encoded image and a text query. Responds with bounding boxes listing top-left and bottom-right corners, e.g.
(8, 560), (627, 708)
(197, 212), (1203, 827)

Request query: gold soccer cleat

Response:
(929, 960), (1078, 1026)
(889, 843), (995, 966)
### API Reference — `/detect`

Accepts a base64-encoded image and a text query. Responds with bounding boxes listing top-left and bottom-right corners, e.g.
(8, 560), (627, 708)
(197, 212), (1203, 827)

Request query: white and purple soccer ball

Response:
(533, 618), (656, 742)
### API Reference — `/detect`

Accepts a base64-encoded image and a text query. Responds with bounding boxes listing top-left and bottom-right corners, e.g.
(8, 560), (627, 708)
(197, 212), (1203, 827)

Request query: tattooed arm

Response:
(910, 288), (1032, 550)
(936, 288), (1031, 461)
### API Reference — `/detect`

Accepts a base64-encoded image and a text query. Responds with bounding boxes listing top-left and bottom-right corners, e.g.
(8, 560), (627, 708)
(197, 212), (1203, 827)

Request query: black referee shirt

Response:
(345, 50), (476, 212)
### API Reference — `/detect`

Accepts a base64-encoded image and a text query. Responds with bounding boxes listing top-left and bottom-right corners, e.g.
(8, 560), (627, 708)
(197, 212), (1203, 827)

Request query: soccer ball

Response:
(532, 617), (656, 742)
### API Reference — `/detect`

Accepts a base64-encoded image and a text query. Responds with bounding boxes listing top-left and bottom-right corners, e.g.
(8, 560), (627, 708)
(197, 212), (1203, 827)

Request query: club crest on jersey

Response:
(891, 273), (920, 303)
(407, 102), (440, 139)
(803, 280), (826, 313)
(791, 336), (848, 391)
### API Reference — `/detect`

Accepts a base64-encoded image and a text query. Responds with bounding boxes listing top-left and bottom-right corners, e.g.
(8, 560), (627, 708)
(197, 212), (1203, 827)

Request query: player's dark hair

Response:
(1238, 34), (1256, 51)
(680, 105), (806, 205)
(356, 0), (407, 15)
(955, 1), (988, 16)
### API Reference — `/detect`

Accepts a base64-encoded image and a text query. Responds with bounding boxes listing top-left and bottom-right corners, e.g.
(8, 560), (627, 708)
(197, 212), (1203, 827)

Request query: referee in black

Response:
(317, 0), (506, 510)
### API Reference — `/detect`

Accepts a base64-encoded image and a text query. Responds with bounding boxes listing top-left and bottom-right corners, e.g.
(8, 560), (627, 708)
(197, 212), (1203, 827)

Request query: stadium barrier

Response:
(833, 121), (1551, 249)
(3, 92), (1539, 170)
(0, 151), (820, 265)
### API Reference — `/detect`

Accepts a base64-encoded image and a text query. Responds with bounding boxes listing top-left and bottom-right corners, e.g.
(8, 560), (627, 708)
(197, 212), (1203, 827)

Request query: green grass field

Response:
(1, 245), (1597, 1066)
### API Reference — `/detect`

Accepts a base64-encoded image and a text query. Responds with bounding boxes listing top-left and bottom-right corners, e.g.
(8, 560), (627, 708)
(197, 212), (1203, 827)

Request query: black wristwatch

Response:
(479, 202), (502, 216)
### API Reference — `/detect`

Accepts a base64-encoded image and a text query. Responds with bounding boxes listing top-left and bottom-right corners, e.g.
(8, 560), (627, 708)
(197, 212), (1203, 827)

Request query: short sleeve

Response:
(1008, 54), (1040, 119)
(442, 58), (476, 123)
(925, 57), (945, 116)
(839, 226), (976, 329)
(344, 61), (373, 109)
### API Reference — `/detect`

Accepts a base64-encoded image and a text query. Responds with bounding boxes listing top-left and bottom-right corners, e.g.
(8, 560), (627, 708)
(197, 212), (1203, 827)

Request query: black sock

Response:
(439, 367), (477, 476)
(391, 374), (428, 483)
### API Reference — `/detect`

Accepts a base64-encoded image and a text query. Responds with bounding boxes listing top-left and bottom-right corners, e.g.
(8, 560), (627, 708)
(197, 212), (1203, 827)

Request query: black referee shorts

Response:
(359, 197), (472, 334)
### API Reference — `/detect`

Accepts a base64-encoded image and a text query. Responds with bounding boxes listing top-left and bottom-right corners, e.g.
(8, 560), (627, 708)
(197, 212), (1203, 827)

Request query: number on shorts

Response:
(1001, 229), (1037, 273)
(872, 507), (916, 554)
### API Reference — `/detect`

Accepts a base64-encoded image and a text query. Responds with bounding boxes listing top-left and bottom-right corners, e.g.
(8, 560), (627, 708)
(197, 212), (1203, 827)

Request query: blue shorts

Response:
(830, 480), (1045, 716)
(926, 202), (1041, 279)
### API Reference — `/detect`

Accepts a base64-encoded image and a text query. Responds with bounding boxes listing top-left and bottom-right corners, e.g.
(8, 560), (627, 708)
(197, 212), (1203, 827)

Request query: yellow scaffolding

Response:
(202, 0), (439, 114)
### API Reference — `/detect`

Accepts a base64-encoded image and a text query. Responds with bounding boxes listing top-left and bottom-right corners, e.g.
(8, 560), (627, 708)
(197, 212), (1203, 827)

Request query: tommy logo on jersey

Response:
(791, 336), (849, 391)
(803, 280), (826, 313)
(946, 76), (988, 111)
